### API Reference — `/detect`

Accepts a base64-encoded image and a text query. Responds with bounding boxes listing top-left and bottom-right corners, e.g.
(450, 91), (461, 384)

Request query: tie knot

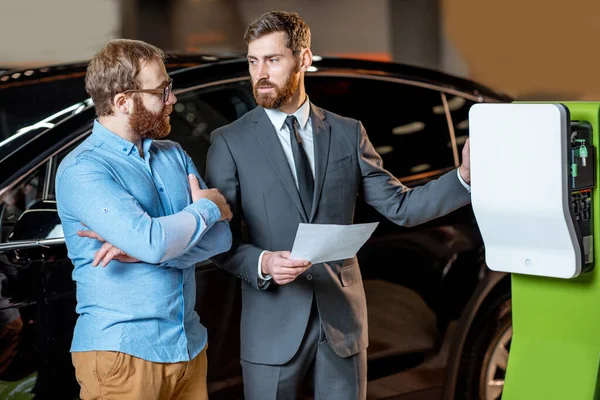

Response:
(285, 115), (297, 130)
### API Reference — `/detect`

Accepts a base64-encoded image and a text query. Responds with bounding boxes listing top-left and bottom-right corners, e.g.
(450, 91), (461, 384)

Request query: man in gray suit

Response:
(206, 11), (472, 400)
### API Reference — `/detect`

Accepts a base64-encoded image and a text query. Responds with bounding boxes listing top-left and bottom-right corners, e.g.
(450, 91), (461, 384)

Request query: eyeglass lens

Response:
(164, 81), (173, 103)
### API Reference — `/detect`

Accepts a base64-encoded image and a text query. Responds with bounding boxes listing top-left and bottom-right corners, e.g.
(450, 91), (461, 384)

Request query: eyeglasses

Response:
(123, 78), (173, 103)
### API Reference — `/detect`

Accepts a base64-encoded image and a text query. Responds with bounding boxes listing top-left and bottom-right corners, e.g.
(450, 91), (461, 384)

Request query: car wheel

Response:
(456, 292), (512, 400)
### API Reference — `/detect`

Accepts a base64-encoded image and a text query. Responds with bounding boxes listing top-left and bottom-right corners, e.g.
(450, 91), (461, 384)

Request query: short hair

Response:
(85, 39), (164, 116)
(244, 11), (311, 54)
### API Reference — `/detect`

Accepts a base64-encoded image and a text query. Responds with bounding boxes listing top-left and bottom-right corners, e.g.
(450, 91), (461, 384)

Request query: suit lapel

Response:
(252, 107), (308, 221)
(309, 104), (331, 222)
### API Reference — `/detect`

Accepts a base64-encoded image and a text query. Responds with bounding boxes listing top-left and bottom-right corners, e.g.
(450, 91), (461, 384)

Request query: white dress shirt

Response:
(457, 169), (471, 193)
(258, 97), (315, 281)
(256, 98), (471, 282)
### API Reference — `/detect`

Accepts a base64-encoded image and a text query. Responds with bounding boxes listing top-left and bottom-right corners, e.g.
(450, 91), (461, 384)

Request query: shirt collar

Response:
(92, 120), (153, 157)
(264, 96), (311, 132)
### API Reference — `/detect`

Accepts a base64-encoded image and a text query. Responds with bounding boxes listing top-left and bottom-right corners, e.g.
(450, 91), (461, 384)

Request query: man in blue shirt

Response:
(55, 39), (232, 400)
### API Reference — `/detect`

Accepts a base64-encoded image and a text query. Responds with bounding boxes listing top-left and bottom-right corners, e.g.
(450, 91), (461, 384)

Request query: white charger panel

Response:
(469, 103), (582, 279)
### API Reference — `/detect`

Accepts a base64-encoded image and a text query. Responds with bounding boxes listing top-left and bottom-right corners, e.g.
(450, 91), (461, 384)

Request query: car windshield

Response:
(0, 72), (90, 156)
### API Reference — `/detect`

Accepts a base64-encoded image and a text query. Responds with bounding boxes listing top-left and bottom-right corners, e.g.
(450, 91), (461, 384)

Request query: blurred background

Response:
(2, 0), (598, 101)
(3, 2), (594, 399)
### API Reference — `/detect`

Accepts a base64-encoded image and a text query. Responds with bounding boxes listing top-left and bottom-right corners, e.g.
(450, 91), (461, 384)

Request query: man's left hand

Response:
(77, 229), (140, 267)
(458, 137), (470, 185)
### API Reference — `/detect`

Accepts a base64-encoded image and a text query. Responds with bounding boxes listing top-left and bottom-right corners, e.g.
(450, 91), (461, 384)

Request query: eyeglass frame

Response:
(122, 78), (173, 103)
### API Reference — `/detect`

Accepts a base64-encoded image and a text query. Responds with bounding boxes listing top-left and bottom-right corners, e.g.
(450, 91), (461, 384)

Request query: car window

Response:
(0, 58), (207, 154)
(304, 76), (454, 178)
(0, 164), (47, 242)
(45, 136), (90, 201)
(0, 80), (254, 242)
(168, 81), (255, 176)
(446, 95), (475, 156)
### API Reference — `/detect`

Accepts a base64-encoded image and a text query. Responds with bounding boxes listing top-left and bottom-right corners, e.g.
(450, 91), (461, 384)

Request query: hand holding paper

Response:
(290, 223), (379, 264)
(261, 251), (312, 285)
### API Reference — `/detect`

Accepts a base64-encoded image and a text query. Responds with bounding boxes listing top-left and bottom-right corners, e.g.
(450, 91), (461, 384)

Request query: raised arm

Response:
(357, 121), (471, 227)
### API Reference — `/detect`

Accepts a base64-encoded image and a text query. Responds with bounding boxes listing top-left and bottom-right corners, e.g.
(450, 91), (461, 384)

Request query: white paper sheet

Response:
(290, 223), (379, 264)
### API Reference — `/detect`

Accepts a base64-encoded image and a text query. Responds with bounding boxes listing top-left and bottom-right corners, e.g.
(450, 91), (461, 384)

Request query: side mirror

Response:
(7, 201), (63, 242)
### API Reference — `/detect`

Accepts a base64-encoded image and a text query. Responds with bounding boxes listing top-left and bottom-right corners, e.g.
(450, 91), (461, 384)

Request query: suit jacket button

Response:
(306, 274), (313, 281)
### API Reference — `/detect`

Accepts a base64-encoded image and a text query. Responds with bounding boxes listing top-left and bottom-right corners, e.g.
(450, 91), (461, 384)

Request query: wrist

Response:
(459, 165), (470, 185)
(261, 252), (272, 276)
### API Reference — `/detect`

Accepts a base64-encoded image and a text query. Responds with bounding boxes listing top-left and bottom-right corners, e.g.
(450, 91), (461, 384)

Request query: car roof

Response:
(0, 54), (512, 188)
(0, 52), (244, 88)
(313, 57), (511, 101)
(0, 52), (510, 101)
(173, 56), (511, 102)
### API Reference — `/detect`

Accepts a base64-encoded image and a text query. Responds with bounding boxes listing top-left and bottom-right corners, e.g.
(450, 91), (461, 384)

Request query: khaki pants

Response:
(72, 345), (208, 400)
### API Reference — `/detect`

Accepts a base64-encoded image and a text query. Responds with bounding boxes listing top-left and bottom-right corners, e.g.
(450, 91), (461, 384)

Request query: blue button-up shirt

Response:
(55, 120), (232, 363)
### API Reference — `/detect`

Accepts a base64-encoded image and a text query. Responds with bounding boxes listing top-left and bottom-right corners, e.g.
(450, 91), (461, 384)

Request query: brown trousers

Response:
(72, 345), (208, 400)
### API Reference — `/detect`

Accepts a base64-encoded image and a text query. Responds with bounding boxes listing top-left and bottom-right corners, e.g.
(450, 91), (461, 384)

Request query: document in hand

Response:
(290, 223), (379, 264)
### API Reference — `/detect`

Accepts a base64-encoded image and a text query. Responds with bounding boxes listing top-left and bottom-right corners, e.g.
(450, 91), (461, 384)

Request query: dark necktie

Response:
(284, 115), (314, 218)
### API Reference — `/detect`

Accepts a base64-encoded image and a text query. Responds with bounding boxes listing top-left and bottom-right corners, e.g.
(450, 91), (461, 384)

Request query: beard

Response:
(253, 65), (300, 110)
(129, 95), (173, 140)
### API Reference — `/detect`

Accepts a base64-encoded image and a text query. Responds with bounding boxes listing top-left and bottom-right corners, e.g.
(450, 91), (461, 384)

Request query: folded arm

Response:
(160, 151), (232, 268)
(56, 160), (221, 265)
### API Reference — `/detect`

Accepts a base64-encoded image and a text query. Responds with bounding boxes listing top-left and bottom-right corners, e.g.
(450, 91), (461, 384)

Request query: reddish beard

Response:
(253, 66), (300, 110)
(129, 95), (173, 139)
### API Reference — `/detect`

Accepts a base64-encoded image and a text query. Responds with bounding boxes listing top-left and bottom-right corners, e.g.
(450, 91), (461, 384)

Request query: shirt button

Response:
(159, 188), (164, 192)
(122, 147), (127, 152)
(306, 274), (313, 281)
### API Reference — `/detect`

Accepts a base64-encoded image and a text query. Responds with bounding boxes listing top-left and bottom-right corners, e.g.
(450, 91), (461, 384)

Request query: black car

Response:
(0, 55), (512, 400)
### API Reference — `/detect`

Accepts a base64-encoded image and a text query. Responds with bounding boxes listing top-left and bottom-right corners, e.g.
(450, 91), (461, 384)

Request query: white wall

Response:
(0, 0), (120, 67)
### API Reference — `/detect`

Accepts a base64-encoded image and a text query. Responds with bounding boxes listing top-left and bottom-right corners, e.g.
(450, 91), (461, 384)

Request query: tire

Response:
(455, 292), (512, 400)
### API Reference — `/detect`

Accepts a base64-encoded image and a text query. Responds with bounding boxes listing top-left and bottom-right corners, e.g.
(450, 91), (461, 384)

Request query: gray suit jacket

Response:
(206, 104), (471, 365)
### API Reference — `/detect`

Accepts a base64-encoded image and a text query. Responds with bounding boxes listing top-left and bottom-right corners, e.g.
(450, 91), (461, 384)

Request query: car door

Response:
(0, 156), (79, 399)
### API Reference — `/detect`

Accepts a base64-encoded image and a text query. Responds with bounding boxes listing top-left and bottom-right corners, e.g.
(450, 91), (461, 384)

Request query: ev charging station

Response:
(469, 102), (600, 399)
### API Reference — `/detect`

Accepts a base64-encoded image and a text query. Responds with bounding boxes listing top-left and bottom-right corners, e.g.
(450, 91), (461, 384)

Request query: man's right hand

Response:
(262, 251), (312, 285)
(77, 229), (140, 267)
(188, 174), (232, 222)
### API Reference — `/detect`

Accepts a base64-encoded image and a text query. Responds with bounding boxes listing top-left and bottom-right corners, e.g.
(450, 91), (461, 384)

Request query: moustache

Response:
(255, 79), (276, 89)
